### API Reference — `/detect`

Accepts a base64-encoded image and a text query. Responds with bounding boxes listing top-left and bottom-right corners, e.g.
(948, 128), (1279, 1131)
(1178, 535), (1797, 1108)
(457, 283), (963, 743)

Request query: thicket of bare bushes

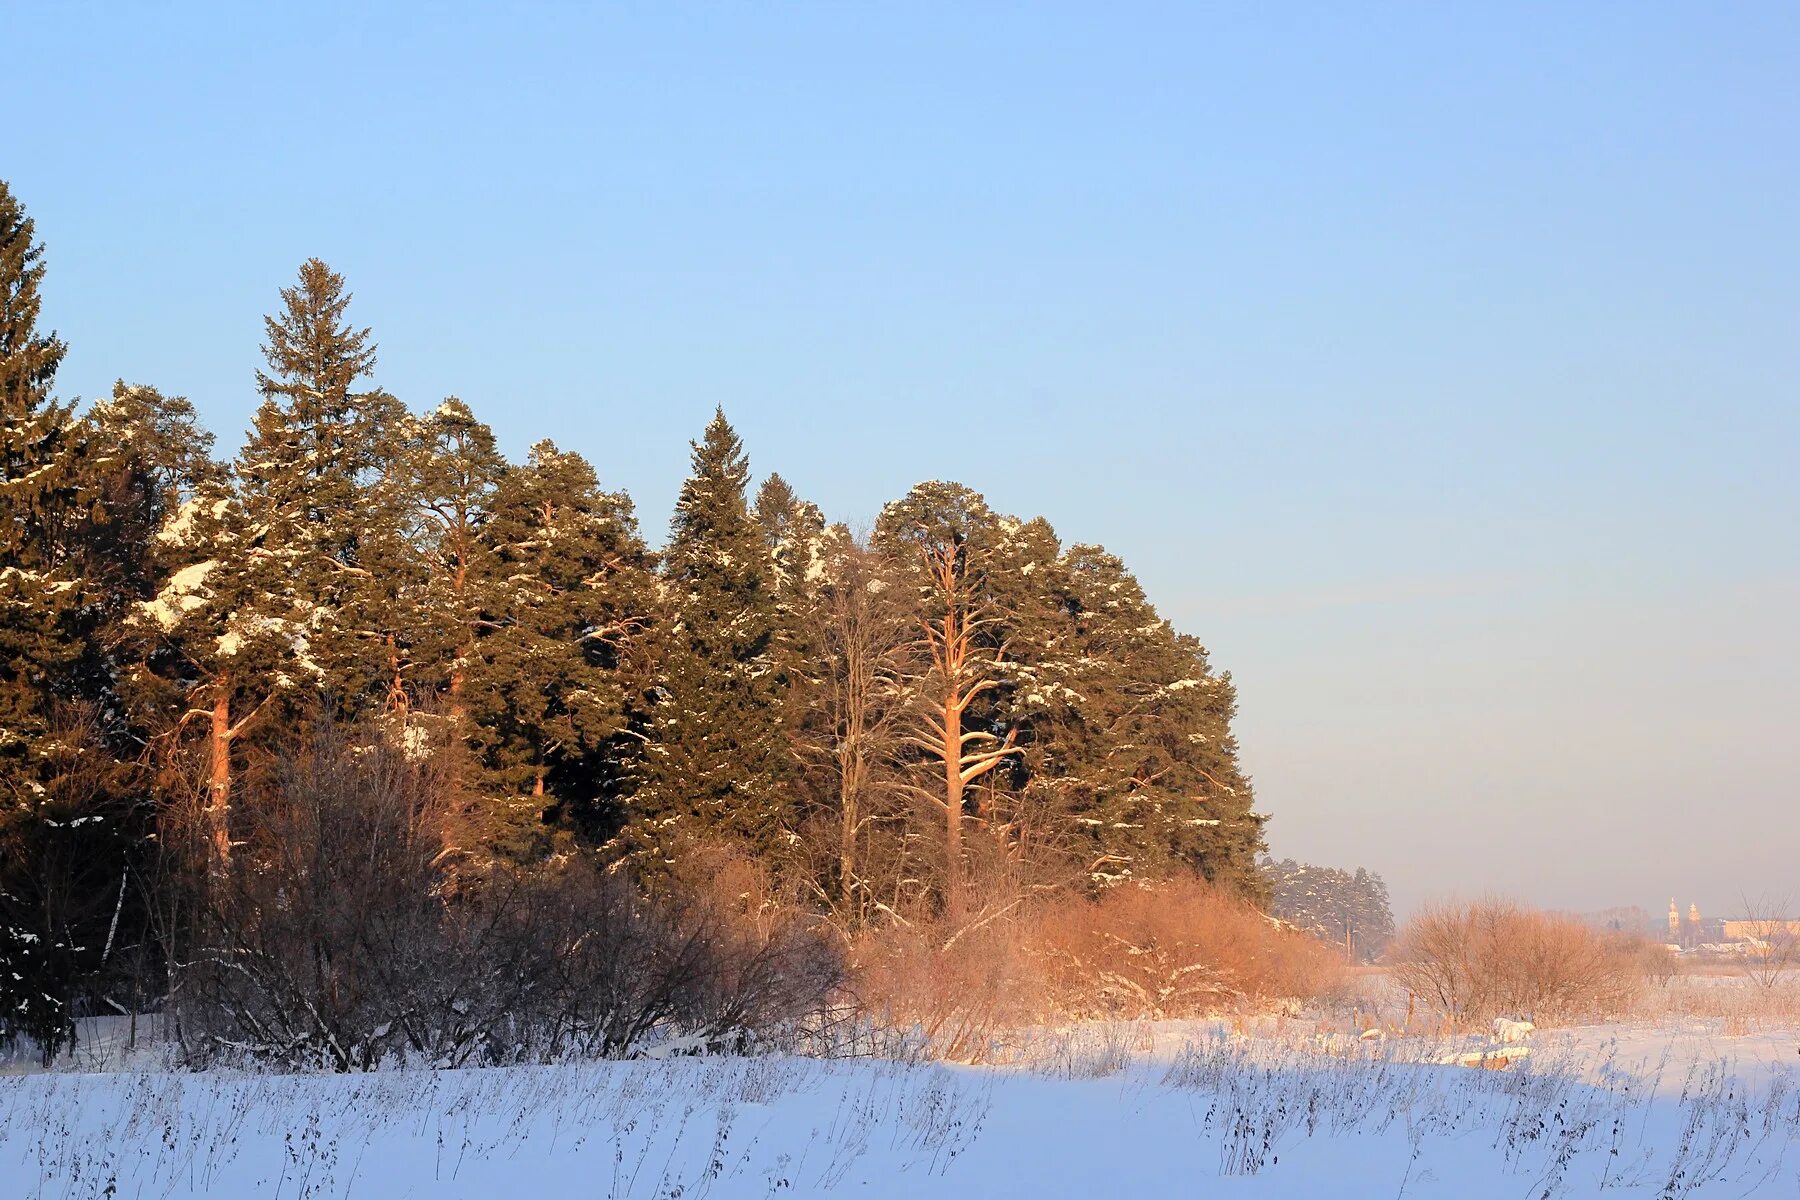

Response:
(169, 727), (842, 1070)
(1389, 898), (1668, 1025)
(132, 720), (1345, 1071)
(850, 880), (1346, 1058)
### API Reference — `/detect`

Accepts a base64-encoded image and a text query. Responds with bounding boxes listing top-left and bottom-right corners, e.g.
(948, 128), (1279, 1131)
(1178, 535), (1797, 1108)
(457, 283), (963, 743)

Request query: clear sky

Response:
(10, 3), (1797, 918)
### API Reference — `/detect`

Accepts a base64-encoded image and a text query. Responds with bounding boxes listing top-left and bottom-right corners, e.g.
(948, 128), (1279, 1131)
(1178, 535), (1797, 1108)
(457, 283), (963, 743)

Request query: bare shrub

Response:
(178, 723), (489, 1068)
(176, 725), (842, 1069)
(850, 878), (1345, 1058)
(850, 910), (1035, 1061)
(1390, 898), (1645, 1026)
(1734, 894), (1800, 990)
(1033, 880), (1345, 1020)
(1613, 932), (1678, 988)
(661, 841), (847, 1049)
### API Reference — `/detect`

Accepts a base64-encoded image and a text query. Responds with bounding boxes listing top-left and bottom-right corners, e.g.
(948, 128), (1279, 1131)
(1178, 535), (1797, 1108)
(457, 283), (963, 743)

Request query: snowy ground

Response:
(4, 1017), (1798, 1198)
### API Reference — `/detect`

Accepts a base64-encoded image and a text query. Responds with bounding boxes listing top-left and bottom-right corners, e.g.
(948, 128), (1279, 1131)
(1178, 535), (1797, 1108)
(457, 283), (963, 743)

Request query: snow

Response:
(1494, 1016), (1536, 1043)
(4, 1015), (1798, 1197)
(142, 559), (218, 629)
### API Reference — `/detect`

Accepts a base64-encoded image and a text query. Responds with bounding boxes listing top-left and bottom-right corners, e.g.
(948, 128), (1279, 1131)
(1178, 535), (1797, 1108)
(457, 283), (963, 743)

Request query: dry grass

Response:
(1630, 973), (1800, 1035)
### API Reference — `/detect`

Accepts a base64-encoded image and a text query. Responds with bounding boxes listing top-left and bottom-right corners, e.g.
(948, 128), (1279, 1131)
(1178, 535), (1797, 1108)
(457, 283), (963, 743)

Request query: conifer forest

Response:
(0, 179), (1303, 1066)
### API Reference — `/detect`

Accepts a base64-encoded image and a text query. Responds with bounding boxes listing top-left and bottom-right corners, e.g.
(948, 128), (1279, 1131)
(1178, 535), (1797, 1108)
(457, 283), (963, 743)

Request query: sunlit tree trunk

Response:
(905, 542), (1017, 921)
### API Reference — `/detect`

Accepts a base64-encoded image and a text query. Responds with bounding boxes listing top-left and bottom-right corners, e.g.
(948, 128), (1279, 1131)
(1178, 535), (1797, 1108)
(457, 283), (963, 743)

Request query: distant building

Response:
(1665, 897), (1725, 949)
(1721, 918), (1800, 943)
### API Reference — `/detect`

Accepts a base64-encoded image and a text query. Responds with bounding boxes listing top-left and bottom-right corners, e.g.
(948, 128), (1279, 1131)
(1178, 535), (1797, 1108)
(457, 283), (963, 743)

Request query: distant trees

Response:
(0, 175), (1269, 1059)
(1263, 858), (1395, 962)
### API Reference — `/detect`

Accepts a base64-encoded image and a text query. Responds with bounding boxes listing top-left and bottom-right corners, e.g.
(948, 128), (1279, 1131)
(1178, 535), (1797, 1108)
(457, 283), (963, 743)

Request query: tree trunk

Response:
(943, 694), (964, 919)
(207, 682), (233, 871)
(449, 552), (469, 724)
(449, 652), (467, 724)
(839, 782), (859, 913)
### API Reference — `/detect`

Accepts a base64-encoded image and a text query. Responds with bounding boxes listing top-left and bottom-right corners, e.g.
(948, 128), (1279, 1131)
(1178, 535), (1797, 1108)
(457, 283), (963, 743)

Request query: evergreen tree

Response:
(0, 180), (86, 1056)
(0, 179), (77, 778)
(407, 397), (508, 726)
(633, 409), (790, 867)
(1264, 858), (1394, 961)
(1018, 544), (1265, 891)
(873, 481), (1024, 914)
(752, 472), (827, 590)
(235, 258), (412, 719)
(77, 384), (220, 706)
(466, 440), (656, 861)
(0, 194), (211, 1058)
(138, 261), (406, 873)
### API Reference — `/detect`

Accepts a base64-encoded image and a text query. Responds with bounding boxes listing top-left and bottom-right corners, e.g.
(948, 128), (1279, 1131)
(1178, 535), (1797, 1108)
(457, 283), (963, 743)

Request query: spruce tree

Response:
(466, 440), (656, 860)
(235, 258), (412, 719)
(1018, 543), (1264, 890)
(0, 179), (76, 776)
(0, 194), (209, 1057)
(0, 179), (85, 1056)
(633, 409), (790, 867)
(138, 261), (407, 873)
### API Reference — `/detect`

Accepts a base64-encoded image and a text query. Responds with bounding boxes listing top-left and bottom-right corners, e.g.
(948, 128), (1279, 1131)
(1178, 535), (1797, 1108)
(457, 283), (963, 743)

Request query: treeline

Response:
(1262, 858), (1395, 963)
(0, 181), (1264, 1059)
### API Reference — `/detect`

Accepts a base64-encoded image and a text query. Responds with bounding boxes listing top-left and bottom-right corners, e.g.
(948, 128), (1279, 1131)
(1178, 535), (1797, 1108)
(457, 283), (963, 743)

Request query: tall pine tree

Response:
(407, 397), (508, 727)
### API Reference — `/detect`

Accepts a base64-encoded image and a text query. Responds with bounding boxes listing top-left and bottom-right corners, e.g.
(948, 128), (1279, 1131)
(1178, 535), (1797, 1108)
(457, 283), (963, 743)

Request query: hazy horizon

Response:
(12, 4), (1795, 916)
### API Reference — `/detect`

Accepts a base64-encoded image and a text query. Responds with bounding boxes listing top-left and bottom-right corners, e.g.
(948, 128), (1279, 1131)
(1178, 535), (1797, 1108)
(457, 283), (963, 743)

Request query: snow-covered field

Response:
(4, 1017), (1798, 1198)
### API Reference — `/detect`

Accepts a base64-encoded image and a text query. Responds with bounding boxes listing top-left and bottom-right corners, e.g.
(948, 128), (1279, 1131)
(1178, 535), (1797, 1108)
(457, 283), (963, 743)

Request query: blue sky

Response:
(11, 3), (1797, 916)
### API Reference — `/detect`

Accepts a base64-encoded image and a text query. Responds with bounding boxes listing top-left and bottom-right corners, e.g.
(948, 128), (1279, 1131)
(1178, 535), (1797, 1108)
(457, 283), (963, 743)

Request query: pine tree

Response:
(633, 409), (791, 868)
(133, 475), (278, 870)
(77, 383), (220, 700)
(465, 440), (656, 861)
(408, 397), (508, 726)
(752, 472), (827, 590)
(873, 481), (1023, 916)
